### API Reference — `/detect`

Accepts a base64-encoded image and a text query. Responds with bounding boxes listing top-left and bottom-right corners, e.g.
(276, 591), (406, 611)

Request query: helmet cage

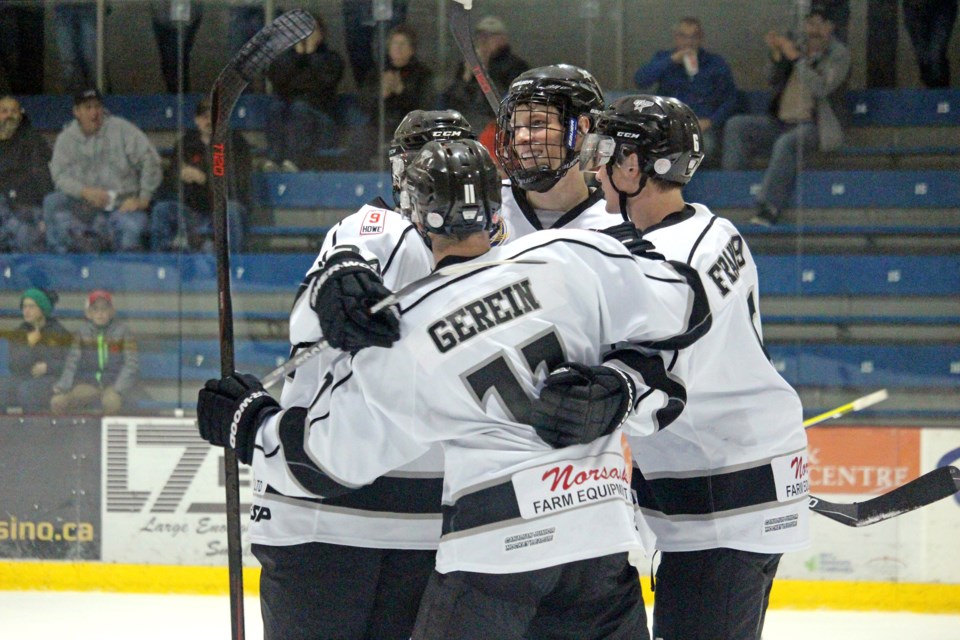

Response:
(494, 65), (605, 193)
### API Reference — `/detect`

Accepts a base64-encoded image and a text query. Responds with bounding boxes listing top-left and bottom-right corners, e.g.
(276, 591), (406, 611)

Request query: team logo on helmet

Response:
(633, 99), (655, 112)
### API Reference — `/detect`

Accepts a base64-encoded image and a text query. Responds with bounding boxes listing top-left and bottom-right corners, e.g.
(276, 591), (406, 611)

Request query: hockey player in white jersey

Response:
(244, 111), (470, 640)
(197, 139), (712, 639)
(579, 94), (810, 640)
(490, 64), (620, 244)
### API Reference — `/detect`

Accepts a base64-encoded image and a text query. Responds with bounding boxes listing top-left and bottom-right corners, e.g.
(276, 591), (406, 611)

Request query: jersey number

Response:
(464, 331), (565, 423)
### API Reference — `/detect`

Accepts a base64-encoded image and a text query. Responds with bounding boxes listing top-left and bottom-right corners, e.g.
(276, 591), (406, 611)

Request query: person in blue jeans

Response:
(633, 16), (739, 166)
(721, 6), (850, 226)
(151, 97), (249, 252)
(903, 0), (959, 88)
(263, 12), (344, 171)
(45, 88), (161, 252)
(53, 2), (97, 92)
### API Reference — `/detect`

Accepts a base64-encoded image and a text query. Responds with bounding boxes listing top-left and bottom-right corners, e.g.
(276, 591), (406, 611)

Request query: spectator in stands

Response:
(633, 16), (738, 167)
(0, 96), (52, 253)
(340, 0), (408, 88)
(903, 0), (958, 88)
(149, 0), (203, 93)
(721, 5), (850, 226)
(0, 3), (46, 95)
(151, 97), (250, 253)
(51, 289), (138, 416)
(53, 1), (98, 92)
(44, 88), (161, 252)
(0, 288), (71, 414)
(366, 24), (434, 142)
(226, 0), (264, 57)
(264, 13), (344, 172)
(437, 15), (529, 132)
(813, 0), (850, 43)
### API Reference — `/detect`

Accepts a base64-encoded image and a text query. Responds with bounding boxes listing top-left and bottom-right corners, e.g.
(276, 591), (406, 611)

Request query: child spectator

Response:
(0, 288), (71, 413)
(51, 290), (139, 416)
(150, 96), (250, 253)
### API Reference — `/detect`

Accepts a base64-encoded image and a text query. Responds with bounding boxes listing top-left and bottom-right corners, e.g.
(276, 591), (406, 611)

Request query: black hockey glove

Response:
(531, 362), (636, 448)
(310, 248), (401, 352)
(600, 222), (664, 259)
(196, 373), (280, 465)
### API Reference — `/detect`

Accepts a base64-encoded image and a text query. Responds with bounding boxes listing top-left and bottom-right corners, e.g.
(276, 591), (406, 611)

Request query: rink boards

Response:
(0, 416), (958, 612)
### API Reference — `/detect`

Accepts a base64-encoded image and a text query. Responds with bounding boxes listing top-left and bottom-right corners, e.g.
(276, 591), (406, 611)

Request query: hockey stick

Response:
(209, 10), (316, 639)
(809, 465), (960, 527)
(260, 257), (547, 388)
(450, 1), (502, 114)
(803, 389), (889, 428)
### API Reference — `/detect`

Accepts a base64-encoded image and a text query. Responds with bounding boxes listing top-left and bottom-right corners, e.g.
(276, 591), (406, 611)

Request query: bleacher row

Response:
(0, 252), (958, 417)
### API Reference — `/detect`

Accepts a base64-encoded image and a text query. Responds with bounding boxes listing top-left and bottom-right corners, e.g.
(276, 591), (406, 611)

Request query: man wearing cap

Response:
(44, 88), (162, 253)
(150, 96), (251, 252)
(51, 289), (139, 416)
(437, 15), (529, 131)
(0, 95), (53, 252)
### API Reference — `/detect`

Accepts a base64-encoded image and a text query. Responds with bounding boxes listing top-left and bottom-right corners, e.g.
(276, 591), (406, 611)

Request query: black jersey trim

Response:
(441, 481), (522, 534)
(686, 213), (719, 266)
(264, 474), (443, 515)
(641, 204), (696, 235)
(278, 407), (356, 498)
(631, 462), (779, 516)
(512, 185), (605, 231)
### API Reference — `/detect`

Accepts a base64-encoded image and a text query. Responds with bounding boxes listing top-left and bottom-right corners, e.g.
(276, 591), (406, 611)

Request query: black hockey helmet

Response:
(582, 94), (704, 186)
(404, 139), (502, 237)
(495, 64), (605, 193)
(388, 110), (476, 208)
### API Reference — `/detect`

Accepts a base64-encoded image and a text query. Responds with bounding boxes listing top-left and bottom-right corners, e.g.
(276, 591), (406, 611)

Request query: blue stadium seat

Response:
(754, 255), (960, 296)
(685, 170), (960, 208)
(19, 94), (273, 131)
(253, 171), (391, 209)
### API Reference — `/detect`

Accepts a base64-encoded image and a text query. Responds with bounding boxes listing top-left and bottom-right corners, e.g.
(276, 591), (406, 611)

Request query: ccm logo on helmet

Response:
(618, 132), (641, 139)
(432, 130), (463, 138)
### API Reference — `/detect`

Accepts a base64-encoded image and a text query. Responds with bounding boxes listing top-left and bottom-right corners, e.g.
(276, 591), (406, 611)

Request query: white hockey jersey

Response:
(629, 203), (810, 553)
(255, 229), (711, 574)
(249, 201), (443, 550)
(490, 181), (621, 245)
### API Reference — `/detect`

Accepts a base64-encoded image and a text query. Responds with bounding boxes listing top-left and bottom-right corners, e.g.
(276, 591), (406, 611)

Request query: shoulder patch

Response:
(360, 209), (387, 235)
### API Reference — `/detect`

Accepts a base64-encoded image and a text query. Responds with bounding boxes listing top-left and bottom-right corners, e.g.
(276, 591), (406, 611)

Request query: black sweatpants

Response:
(651, 548), (781, 640)
(411, 552), (649, 640)
(252, 541), (436, 640)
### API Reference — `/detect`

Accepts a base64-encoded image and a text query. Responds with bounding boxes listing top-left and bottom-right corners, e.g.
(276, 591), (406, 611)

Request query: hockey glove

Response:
(196, 373), (280, 465)
(310, 248), (401, 352)
(600, 222), (664, 259)
(531, 362), (636, 448)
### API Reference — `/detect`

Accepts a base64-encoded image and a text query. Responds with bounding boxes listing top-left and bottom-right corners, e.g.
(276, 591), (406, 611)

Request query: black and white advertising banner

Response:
(101, 417), (257, 565)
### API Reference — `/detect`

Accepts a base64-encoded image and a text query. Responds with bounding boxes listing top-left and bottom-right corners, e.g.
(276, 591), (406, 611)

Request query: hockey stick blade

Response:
(261, 258), (546, 388)
(208, 11), (315, 640)
(803, 389), (889, 428)
(809, 465), (960, 527)
(449, 2), (502, 114)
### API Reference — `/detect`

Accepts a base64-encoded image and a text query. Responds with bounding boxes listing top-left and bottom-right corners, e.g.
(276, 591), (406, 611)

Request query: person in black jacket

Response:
(264, 12), (344, 171)
(372, 25), (434, 138)
(437, 15), (529, 132)
(149, 96), (251, 252)
(0, 288), (71, 413)
(0, 96), (53, 252)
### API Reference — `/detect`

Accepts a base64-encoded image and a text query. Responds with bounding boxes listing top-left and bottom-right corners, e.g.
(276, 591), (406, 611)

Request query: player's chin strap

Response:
(605, 163), (645, 221)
